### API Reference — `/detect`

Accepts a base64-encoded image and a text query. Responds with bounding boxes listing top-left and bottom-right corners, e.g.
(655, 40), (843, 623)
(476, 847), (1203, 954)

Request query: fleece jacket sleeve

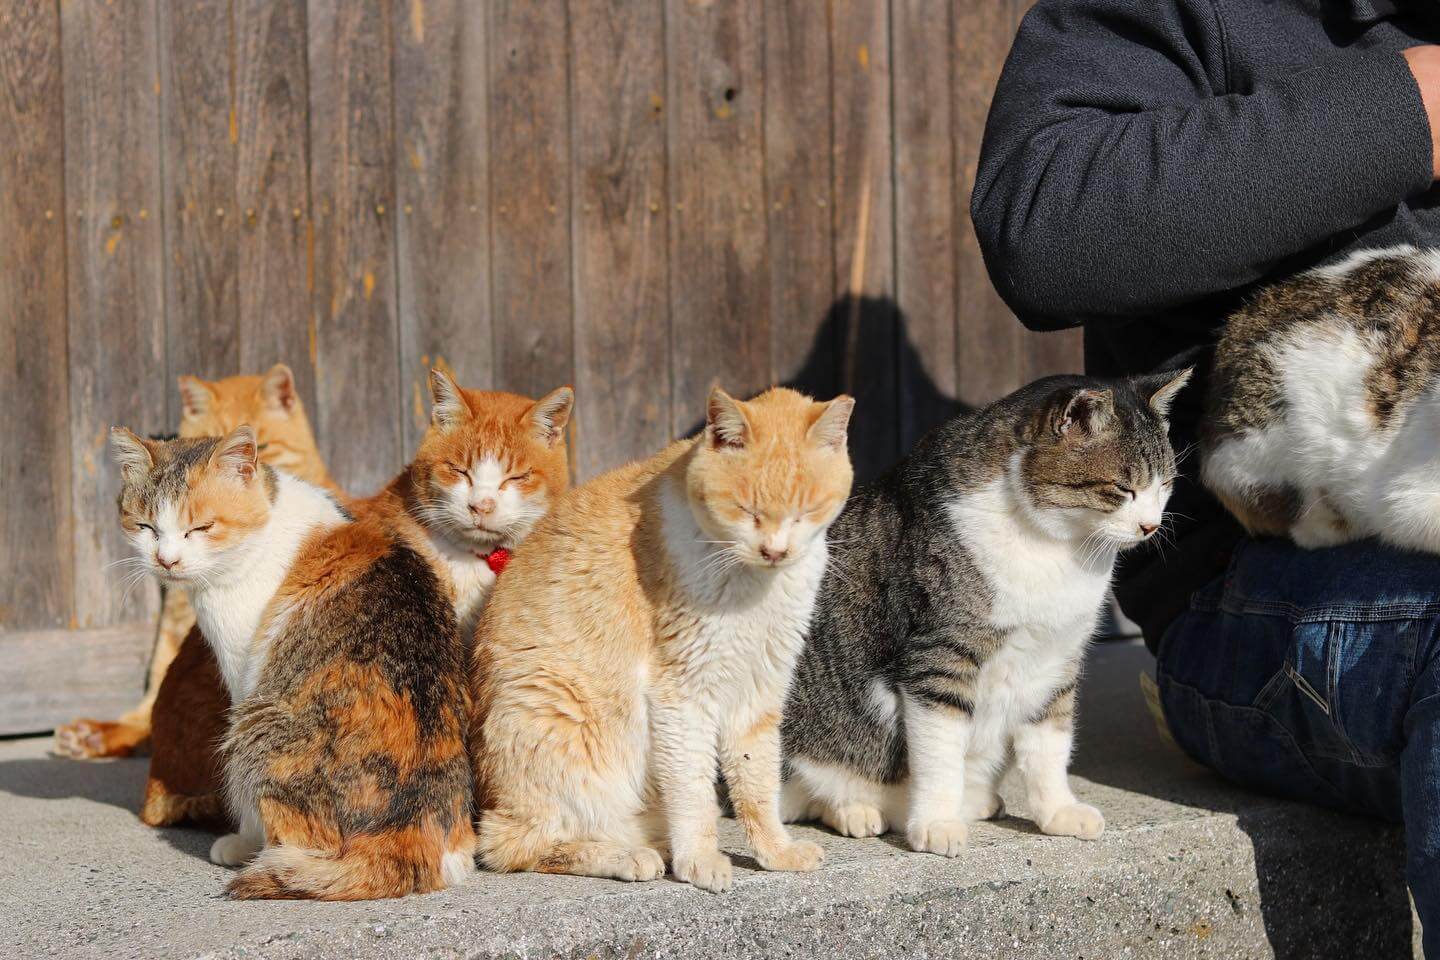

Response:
(970, 0), (1434, 330)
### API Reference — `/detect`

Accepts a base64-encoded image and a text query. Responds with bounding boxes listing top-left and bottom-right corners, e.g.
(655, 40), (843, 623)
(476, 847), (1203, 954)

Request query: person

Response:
(972, 0), (1440, 953)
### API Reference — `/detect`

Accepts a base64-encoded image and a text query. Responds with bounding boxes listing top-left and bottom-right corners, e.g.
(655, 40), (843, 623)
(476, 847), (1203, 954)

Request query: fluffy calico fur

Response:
(56, 364), (337, 775)
(1203, 245), (1440, 551)
(474, 387), (854, 892)
(779, 372), (1188, 854)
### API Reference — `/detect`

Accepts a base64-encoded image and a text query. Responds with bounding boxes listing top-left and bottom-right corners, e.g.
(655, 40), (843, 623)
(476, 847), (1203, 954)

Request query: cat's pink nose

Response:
(1138, 522), (1159, 537)
(759, 545), (789, 564)
(471, 498), (496, 517)
(155, 554), (180, 571)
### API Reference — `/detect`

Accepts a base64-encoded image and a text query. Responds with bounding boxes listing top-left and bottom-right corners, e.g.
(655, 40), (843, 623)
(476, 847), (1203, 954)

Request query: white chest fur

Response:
(190, 474), (347, 703)
(658, 481), (827, 720)
(428, 534), (499, 639)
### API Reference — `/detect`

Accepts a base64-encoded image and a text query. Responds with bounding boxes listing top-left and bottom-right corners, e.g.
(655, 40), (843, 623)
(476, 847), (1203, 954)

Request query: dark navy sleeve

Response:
(971, 0), (1433, 330)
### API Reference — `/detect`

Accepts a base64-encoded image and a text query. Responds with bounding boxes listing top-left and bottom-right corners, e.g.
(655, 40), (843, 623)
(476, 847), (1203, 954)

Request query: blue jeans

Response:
(1158, 538), (1440, 956)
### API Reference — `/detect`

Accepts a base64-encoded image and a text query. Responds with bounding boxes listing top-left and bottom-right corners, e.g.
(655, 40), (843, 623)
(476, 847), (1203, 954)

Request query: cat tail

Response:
(226, 829), (476, 901)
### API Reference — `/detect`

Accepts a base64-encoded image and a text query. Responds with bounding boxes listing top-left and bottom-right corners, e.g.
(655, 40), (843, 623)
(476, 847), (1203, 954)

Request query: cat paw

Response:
(209, 832), (262, 867)
(961, 793), (1006, 822)
(825, 803), (887, 838)
(907, 819), (969, 857)
(609, 847), (665, 882)
(53, 720), (121, 759)
(756, 839), (825, 873)
(1039, 803), (1105, 840)
(675, 851), (733, 893)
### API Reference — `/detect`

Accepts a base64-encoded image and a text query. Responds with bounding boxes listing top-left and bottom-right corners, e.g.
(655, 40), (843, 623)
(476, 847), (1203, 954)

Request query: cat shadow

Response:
(1068, 642), (1413, 958)
(0, 753), (219, 862)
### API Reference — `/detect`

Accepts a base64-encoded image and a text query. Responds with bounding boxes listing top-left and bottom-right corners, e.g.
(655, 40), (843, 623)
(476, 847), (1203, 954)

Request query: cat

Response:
(778, 371), (1190, 854)
(1203, 245), (1440, 552)
(55, 364), (338, 764)
(474, 386), (854, 892)
(108, 370), (572, 900)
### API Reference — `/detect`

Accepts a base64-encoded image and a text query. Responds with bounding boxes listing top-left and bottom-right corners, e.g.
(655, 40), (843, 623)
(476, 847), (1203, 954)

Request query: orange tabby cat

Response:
(474, 386), (853, 892)
(55, 364), (338, 762)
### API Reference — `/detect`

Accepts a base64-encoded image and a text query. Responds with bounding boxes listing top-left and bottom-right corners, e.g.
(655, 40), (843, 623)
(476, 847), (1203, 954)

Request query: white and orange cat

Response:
(474, 386), (854, 892)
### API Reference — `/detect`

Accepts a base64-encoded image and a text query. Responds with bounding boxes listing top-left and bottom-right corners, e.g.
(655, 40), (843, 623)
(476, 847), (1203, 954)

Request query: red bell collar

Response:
(476, 547), (511, 575)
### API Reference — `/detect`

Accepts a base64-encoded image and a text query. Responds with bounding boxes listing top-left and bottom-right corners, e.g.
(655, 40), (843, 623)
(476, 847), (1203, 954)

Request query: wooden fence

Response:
(0, 0), (1077, 733)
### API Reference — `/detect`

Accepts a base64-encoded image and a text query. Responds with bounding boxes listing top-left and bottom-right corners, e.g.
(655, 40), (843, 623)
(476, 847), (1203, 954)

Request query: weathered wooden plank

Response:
(831, 0), (897, 478)
(488, 0), (573, 407)
(0, 625), (151, 736)
(235, 0), (316, 415)
(955, 0), (1022, 408)
(159, 0), (238, 411)
(570, 0), (669, 479)
(0, 0), (72, 632)
(764, 0), (836, 400)
(665, 0), (768, 433)
(61, 0), (166, 630)
(892, 0), (960, 447)
(393, 0), (492, 451)
(307, 0), (403, 494)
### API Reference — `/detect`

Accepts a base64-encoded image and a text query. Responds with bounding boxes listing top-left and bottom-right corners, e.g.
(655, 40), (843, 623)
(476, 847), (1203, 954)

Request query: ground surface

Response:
(0, 642), (1419, 960)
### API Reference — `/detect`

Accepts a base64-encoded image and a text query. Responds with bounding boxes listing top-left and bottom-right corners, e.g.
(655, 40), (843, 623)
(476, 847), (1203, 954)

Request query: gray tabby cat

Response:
(780, 372), (1189, 855)
(1203, 245), (1440, 551)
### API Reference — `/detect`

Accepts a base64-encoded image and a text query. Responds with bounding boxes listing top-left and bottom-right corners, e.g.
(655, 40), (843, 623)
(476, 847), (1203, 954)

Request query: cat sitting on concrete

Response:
(780, 371), (1189, 854)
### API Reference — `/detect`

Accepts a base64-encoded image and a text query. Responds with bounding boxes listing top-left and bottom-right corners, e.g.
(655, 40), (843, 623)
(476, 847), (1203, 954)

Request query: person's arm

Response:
(971, 0), (1435, 330)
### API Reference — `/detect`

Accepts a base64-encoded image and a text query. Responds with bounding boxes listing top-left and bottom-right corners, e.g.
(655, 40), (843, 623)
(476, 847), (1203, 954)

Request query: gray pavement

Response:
(0, 642), (1418, 959)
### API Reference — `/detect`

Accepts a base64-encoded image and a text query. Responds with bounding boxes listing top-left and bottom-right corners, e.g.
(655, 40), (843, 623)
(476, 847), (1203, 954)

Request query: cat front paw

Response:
(907, 818), (969, 857)
(756, 839), (824, 873)
(209, 832), (262, 867)
(824, 803), (887, 838)
(675, 850), (733, 893)
(611, 846), (666, 882)
(54, 719), (138, 759)
(1039, 803), (1105, 840)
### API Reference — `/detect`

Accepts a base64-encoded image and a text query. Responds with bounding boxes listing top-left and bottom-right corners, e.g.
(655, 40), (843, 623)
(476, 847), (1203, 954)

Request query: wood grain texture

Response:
(393, 0), (492, 450)
(570, 0), (670, 479)
(307, 0), (402, 494)
(665, 0), (769, 434)
(61, 0), (166, 630)
(831, 0), (897, 478)
(160, 0), (238, 406)
(892, 0), (961, 447)
(764, 0), (836, 398)
(955, 0), (1022, 409)
(235, 0), (316, 415)
(0, 625), (151, 735)
(0, 0), (72, 632)
(488, 0), (574, 406)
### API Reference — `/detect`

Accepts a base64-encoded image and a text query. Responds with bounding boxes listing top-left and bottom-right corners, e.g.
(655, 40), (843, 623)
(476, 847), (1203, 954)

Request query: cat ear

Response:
(209, 425), (258, 483)
(109, 427), (155, 484)
(807, 395), (855, 450)
(1136, 366), (1193, 419)
(429, 369), (471, 431)
(1055, 388), (1113, 439)
(706, 387), (751, 451)
(178, 376), (214, 418)
(528, 386), (574, 448)
(261, 363), (298, 413)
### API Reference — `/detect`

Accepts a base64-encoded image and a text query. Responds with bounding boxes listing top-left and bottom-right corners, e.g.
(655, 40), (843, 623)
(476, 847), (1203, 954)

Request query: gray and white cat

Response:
(780, 371), (1189, 854)
(1204, 245), (1440, 552)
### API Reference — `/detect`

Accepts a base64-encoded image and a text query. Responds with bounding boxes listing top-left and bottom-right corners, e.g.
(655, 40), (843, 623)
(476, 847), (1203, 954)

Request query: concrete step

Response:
(0, 642), (1417, 959)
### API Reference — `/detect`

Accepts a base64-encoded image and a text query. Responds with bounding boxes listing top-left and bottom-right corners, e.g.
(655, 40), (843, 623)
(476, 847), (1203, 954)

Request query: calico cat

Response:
(475, 387), (853, 892)
(779, 371), (1189, 854)
(1203, 245), (1440, 551)
(56, 364), (338, 763)
(108, 371), (572, 900)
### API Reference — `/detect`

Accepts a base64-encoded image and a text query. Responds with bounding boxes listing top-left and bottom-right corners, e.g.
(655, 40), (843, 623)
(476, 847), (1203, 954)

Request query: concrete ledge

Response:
(0, 643), (1417, 959)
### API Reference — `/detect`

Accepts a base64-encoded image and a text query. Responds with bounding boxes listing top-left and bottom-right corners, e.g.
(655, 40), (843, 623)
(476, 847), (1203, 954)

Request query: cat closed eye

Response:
(185, 522), (214, 538)
(135, 521), (155, 534)
(1110, 484), (1135, 500)
(502, 471), (532, 487)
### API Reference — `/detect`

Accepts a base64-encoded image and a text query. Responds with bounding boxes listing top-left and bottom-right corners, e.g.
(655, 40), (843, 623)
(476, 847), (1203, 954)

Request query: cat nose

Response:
(759, 545), (789, 564)
(1138, 522), (1159, 537)
(471, 498), (496, 517)
(155, 554), (180, 571)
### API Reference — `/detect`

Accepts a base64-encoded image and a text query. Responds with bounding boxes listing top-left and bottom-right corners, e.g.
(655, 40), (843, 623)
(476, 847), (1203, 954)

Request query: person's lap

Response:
(1157, 536), (1440, 952)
